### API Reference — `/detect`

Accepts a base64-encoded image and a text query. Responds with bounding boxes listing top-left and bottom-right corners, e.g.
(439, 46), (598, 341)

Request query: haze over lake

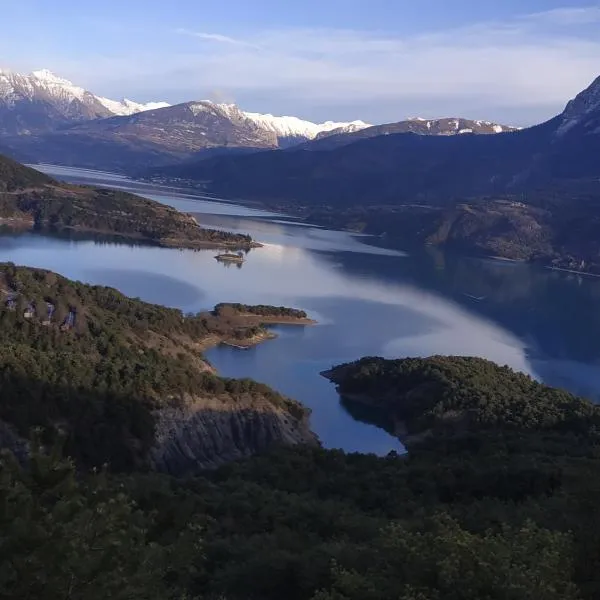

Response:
(4, 165), (600, 453)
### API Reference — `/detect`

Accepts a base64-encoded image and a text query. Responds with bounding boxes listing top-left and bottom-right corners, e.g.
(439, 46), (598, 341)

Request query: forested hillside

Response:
(4, 353), (600, 598)
(0, 154), (255, 249)
(0, 154), (53, 191)
(0, 264), (312, 471)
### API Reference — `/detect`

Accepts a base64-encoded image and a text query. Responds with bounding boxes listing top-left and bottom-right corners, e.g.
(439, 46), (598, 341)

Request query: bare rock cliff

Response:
(151, 395), (318, 475)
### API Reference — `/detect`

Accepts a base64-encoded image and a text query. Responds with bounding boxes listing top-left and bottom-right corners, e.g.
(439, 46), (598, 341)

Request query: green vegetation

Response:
(0, 154), (255, 249)
(0, 440), (181, 600)
(0, 264), (306, 469)
(324, 355), (600, 440)
(4, 351), (600, 598)
(0, 155), (53, 192)
(1, 259), (600, 599)
(304, 192), (600, 273)
(214, 303), (308, 319)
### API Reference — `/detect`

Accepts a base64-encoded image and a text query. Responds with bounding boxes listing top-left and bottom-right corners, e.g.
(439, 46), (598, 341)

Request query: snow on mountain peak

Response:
(557, 75), (600, 136)
(30, 69), (87, 102)
(98, 96), (171, 116)
(407, 117), (514, 134)
(31, 69), (72, 85)
(0, 66), (170, 117)
(218, 105), (370, 140)
(186, 100), (370, 140)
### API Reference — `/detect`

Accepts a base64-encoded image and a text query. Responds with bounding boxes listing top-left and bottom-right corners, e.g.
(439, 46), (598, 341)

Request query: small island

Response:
(201, 303), (316, 349)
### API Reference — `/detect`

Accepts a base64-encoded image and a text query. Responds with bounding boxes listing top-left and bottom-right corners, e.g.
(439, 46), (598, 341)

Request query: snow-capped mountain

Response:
(231, 108), (369, 143)
(0, 66), (369, 144)
(0, 66), (522, 172)
(205, 102), (369, 145)
(405, 117), (514, 135)
(300, 117), (518, 151)
(2, 100), (280, 171)
(0, 67), (169, 134)
(557, 75), (600, 136)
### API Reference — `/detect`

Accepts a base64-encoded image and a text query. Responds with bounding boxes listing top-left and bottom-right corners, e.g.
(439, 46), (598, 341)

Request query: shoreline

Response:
(30, 167), (600, 278)
(487, 255), (524, 263)
(0, 220), (261, 252)
(198, 315), (317, 353)
(146, 184), (600, 278)
(544, 265), (600, 278)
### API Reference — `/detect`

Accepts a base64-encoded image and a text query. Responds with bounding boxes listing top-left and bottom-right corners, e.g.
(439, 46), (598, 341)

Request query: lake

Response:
(5, 164), (600, 454)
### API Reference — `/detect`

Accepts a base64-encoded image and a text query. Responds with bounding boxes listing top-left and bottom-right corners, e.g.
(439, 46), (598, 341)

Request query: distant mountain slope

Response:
(234, 107), (369, 146)
(64, 101), (279, 152)
(154, 118), (552, 205)
(0, 68), (169, 134)
(2, 101), (281, 171)
(299, 117), (517, 151)
(0, 66), (371, 163)
(155, 75), (600, 207)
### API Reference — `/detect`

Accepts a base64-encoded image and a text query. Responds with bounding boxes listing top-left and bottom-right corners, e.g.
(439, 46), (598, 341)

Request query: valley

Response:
(133, 76), (600, 274)
(8, 165), (600, 445)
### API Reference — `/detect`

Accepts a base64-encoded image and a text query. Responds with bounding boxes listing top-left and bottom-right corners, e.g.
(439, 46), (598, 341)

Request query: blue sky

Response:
(1, 1), (599, 125)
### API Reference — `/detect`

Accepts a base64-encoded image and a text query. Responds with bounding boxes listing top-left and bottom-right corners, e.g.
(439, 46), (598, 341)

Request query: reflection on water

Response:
(4, 164), (600, 453)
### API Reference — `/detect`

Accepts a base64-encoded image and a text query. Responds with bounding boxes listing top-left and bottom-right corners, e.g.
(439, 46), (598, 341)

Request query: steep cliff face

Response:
(151, 396), (318, 475)
(0, 398), (316, 475)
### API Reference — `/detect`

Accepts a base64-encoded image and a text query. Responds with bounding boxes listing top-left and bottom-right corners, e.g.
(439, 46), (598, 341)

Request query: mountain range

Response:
(296, 117), (517, 151)
(162, 75), (600, 206)
(150, 75), (600, 273)
(0, 67), (513, 170)
(0, 68), (170, 133)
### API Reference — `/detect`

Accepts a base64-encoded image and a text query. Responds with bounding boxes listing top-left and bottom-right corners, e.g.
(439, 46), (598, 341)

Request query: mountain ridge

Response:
(0, 67), (170, 134)
(0, 66), (371, 143)
(297, 116), (518, 151)
(0, 66), (518, 169)
(157, 74), (600, 204)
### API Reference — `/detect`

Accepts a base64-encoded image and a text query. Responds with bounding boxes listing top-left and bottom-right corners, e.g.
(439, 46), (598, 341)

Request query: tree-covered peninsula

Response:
(0, 154), (256, 249)
(0, 263), (315, 472)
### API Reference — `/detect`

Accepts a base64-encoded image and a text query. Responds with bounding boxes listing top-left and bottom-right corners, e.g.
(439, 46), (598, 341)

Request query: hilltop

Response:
(323, 355), (600, 444)
(0, 153), (53, 191)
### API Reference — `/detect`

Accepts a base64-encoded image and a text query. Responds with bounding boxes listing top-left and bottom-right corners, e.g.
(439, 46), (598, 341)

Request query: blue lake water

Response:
(5, 165), (600, 453)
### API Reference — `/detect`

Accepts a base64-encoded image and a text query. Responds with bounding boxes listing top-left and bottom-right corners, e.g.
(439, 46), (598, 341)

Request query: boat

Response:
(215, 251), (246, 263)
